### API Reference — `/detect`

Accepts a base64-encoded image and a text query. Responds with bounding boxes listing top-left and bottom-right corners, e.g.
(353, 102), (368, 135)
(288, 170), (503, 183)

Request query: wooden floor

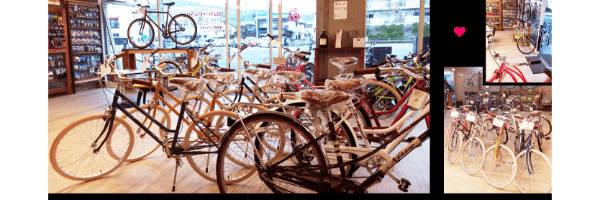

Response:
(48, 88), (430, 193)
(443, 110), (552, 193)
(486, 30), (549, 83)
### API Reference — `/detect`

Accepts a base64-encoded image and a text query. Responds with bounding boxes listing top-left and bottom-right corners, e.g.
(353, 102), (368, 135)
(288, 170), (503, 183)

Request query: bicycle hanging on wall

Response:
(128, 3), (197, 49)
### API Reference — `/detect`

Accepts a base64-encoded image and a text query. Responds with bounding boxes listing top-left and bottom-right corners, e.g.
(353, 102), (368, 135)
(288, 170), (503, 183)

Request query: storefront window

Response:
(366, 0), (428, 67)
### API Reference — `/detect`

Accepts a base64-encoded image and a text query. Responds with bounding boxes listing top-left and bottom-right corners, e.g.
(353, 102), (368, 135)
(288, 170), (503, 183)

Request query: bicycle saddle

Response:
(300, 90), (350, 106)
(325, 78), (366, 92)
(329, 57), (358, 72)
(274, 71), (306, 85)
(510, 109), (520, 114)
(513, 114), (524, 119)
(169, 78), (206, 94)
(163, 2), (175, 6)
(244, 69), (272, 82)
(202, 73), (235, 90)
(530, 111), (542, 116)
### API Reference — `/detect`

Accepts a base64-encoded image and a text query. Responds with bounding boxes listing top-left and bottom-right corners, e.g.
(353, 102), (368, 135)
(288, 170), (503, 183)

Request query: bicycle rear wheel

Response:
(517, 36), (535, 54)
(482, 144), (516, 188)
(50, 114), (134, 181)
(216, 112), (328, 193)
(514, 149), (552, 193)
(365, 80), (402, 119)
(461, 137), (485, 174)
(127, 19), (154, 49)
(301, 63), (315, 87)
(168, 14), (197, 45)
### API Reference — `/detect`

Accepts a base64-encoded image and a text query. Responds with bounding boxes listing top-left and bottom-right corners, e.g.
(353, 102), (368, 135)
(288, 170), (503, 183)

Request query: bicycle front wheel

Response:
(517, 36), (535, 54)
(127, 19), (155, 49)
(169, 14), (197, 45)
(446, 127), (462, 163)
(465, 79), (474, 88)
(482, 144), (517, 188)
(514, 149), (552, 193)
(50, 114), (134, 181)
(216, 112), (328, 193)
(461, 137), (485, 174)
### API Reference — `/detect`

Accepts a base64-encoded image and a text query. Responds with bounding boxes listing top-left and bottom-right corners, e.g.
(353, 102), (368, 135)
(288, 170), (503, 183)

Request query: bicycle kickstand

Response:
(171, 156), (183, 192)
(385, 172), (411, 192)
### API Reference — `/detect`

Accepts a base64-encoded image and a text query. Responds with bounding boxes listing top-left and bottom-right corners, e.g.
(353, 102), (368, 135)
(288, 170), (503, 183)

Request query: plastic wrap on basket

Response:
(324, 78), (368, 92)
(243, 69), (272, 83)
(329, 57), (358, 72)
(201, 73), (235, 92)
(297, 90), (352, 110)
(274, 71), (306, 85)
(169, 78), (207, 95)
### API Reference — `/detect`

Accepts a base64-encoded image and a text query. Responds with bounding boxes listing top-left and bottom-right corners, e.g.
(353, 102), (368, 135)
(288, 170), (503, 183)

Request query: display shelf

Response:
(314, 48), (365, 86)
(48, 5), (72, 95)
(486, 1), (503, 30)
(502, 0), (517, 28)
(66, 0), (104, 94)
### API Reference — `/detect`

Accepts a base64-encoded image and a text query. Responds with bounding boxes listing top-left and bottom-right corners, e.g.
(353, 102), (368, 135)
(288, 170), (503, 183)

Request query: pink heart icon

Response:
(454, 27), (466, 37)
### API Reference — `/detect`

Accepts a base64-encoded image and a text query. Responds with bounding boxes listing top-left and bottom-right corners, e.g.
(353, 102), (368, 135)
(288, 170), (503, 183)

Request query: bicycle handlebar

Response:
(354, 68), (379, 75)
(220, 68), (236, 72)
(115, 52), (127, 58)
(200, 45), (208, 52)
(256, 64), (271, 69)
(266, 34), (275, 40)
(240, 45), (248, 51)
(300, 51), (311, 55)
(175, 74), (193, 77)
(372, 60), (388, 67)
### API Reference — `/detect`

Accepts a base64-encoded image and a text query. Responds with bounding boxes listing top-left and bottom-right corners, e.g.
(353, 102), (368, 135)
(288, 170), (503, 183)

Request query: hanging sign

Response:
(334, 1), (347, 20)
(288, 8), (300, 21)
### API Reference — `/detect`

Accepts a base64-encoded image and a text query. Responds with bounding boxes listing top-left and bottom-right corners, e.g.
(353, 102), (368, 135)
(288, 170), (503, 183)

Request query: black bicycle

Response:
(49, 52), (246, 191)
(127, 2), (197, 49)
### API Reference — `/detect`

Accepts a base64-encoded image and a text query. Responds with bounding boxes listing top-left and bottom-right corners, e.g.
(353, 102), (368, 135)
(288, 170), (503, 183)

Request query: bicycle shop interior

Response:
(485, 0), (552, 83)
(444, 66), (552, 193)
(48, 0), (432, 194)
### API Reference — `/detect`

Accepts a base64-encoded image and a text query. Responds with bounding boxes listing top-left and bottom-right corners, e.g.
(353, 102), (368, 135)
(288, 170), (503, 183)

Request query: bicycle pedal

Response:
(398, 178), (411, 192)
(545, 136), (551, 140)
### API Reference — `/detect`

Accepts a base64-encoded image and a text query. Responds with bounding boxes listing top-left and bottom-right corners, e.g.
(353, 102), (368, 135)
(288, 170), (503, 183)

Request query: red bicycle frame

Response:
(487, 63), (528, 83)
(272, 57), (316, 88)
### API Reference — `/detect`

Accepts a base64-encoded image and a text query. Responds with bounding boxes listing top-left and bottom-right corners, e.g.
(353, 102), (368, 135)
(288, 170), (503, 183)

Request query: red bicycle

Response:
(487, 27), (542, 83)
(266, 34), (315, 88)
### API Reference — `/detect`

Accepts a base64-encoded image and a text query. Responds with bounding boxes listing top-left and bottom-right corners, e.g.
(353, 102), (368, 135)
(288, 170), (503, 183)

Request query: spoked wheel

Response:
(118, 104), (171, 162)
(517, 36), (535, 54)
(446, 128), (462, 163)
(535, 115), (552, 138)
(465, 79), (474, 88)
(461, 137), (485, 174)
(216, 112), (328, 193)
(50, 114), (134, 181)
(482, 145), (517, 188)
(365, 80), (402, 119)
(168, 14), (197, 45)
(514, 149), (552, 193)
(445, 124), (457, 147)
(127, 19), (155, 49)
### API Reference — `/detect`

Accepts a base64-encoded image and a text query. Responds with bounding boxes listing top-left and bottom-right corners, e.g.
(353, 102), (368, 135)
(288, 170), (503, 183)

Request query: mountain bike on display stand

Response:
(128, 3), (197, 49)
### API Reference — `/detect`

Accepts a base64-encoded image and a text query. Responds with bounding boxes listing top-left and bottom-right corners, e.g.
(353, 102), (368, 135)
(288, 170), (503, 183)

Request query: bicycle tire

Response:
(127, 19), (155, 49)
(216, 112), (328, 193)
(168, 14), (197, 45)
(504, 85), (516, 89)
(482, 144), (517, 188)
(517, 36), (535, 54)
(461, 137), (485, 174)
(366, 80), (403, 119)
(535, 130), (543, 153)
(117, 104), (171, 162)
(514, 149), (552, 193)
(539, 115), (552, 137)
(446, 127), (462, 163)
(524, 85), (537, 89)
(445, 123), (457, 147)
(50, 114), (134, 181)
(465, 79), (474, 88)
(301, 63), (315, 87)
(522, 3), (531, 21)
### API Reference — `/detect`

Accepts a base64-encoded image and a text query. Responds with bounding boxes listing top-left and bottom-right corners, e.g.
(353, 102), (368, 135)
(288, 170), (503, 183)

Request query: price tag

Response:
(529, 107), (533, 112)
(520, 120), (534, 131)
(190, 57), (198, 68)
(141, 61), (149, 72)
(100, 63), (110, 78)
(271, 40), (281, 48)
(493, 117), (504, 127)
(451, 111), (459, 117)
(407, 89), (429, 110)
(466, 113), (476, 122)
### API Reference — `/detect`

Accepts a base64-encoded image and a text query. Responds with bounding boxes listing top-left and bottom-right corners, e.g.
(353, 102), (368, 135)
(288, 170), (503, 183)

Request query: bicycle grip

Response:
(200, 45), (208, 52)
(132, 79), (152, 87)
(529, 60), (542, 65)
(240, 45), (249, 51)
(114, 52), (127, 58)
(354, 68), (379, 75)
(294, 54), (306, 59)
(300, 51), (311, 55)
(257, 64), (271, 69)
(150, 48), (160, 54)
(175, 74), (193, 77)
(266, 34), (275, 40)
(220, 68), (235, 72)
(372, 60), (388, 67)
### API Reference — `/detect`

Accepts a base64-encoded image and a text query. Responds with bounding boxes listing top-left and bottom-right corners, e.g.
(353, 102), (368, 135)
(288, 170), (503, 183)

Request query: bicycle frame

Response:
(140, 7), (176, 35)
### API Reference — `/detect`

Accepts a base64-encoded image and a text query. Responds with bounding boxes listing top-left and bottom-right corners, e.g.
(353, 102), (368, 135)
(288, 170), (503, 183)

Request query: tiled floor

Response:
(443, 109), (553, 193)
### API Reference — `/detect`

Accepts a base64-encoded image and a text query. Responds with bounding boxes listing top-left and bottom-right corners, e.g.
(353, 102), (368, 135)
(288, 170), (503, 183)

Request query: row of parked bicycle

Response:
(49, 33), (431, 193)
(462, 90), (545, 114)
(445, 97), (552, 193)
